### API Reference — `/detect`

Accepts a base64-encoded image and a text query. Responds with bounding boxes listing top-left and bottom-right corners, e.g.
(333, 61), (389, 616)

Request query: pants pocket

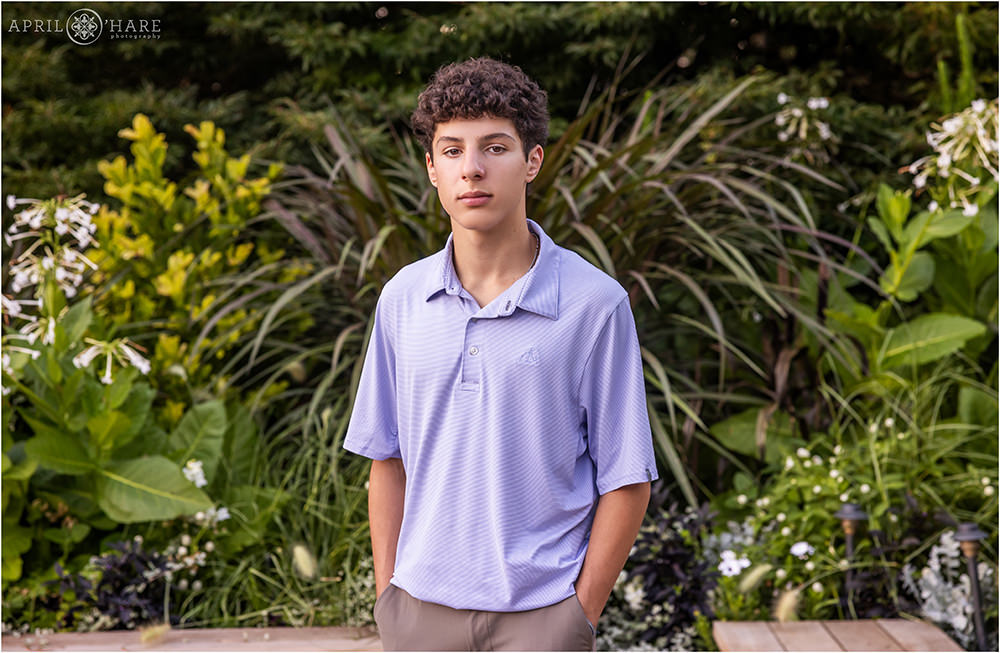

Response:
(373, 583), (395, 623)
(572, 593), (597, 639)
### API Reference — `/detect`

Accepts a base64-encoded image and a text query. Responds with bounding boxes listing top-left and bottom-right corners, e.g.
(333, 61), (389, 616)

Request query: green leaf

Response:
(115, 383), (156, 450)
(882, 251), (934, 301)
(23, 420), (94, 475)
(222, 402), (257, 486)
(922, 209), (975, 242)
(86, 411), (132, 456)
(2, 526), (32, 582)
(958, 385), (998, 427)
(2, 457), (38, 482)
(879, 314), (987, 369)
(167, 400), (226, 484)
(60, 298), (93, 347)
(876, 184), (910, 243)
(95, 456), (212, 523)
(867, 217), (894, 253)
(708, 408), (791, 463)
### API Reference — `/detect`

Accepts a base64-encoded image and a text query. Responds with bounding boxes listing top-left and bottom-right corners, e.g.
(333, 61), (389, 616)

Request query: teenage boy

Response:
(344, 57), (658, 651)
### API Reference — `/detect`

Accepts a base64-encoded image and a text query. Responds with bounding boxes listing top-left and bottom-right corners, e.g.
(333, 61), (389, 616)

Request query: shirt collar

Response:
(424, 218), (560, 320)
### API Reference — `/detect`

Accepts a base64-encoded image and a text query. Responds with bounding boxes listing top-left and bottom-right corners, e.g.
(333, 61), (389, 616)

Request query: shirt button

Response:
(468, 346), (480, 356)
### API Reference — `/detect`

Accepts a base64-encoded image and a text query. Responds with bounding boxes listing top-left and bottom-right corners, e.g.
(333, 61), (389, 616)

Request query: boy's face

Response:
(425, 116), (543, 235)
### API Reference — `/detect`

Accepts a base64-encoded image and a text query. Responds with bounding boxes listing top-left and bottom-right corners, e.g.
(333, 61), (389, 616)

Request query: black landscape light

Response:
(834, 502), (868, 593)
(955, 522), (988, 651)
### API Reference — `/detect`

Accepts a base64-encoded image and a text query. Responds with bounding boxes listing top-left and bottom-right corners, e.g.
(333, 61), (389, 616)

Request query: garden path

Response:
(713, 618), (962, 651)
(1, 626), (381, 651)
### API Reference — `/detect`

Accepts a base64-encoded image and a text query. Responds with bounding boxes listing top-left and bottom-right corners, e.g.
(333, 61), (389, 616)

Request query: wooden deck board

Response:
(1, 626), (382, 652)
(876, 618), (964, 652)
(822, 620), (904, 651)
(714, 619), (961, 652)
(713, 620), (785, 651)
(770, 621), (842, 651)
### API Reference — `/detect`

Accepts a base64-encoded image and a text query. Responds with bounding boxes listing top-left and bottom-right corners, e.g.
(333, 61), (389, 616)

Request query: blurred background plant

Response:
(2, 2), (997, 649)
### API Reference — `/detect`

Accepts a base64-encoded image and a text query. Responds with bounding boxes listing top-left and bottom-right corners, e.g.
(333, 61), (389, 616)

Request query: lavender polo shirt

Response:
(343, 218), (658, 612)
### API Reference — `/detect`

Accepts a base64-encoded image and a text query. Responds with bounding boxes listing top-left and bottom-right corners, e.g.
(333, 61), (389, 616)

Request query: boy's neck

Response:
(451, 218), (538, 309)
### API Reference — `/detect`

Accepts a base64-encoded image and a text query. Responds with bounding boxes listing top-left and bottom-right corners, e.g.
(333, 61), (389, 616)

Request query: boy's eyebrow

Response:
(434, 132), (517, 146)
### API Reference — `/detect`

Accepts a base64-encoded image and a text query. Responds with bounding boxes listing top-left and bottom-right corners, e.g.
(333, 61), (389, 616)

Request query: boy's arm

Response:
(369, 457), (406, 599)
(574, 481), (650, 626)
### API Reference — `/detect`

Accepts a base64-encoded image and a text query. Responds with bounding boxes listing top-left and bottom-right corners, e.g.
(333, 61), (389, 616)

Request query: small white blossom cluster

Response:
(5, 194), (99, 296)
(902, 531), (997, 648)
(774, 92), (837, 145)
(904, 98), (999, 216)
(718, 550), (752, 576)
(193, 505), (231, 527)
(72, 337), (151, 385)
(790, 541), (815, 559)
(183, 459), (208, 488)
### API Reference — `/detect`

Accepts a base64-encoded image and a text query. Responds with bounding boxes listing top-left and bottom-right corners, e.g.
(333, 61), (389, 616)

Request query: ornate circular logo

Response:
(67, 8), (102, 45)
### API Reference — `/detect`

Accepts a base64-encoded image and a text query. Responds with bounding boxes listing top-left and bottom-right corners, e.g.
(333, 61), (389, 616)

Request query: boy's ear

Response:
(525, 144), (544, 183)
(425, 152), (438, 188)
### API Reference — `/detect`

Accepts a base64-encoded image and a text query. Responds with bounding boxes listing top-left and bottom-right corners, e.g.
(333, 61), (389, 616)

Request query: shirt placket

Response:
(460, 315), (482, 392)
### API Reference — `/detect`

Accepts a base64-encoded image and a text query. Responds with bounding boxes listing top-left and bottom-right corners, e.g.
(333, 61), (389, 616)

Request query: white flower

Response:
(183, 460), (208, 488)
(118, 342), (151, 375)
(985, 486), (995, 497)
(775, 113), (788, 127)
(811, 582), (823, 594)
(830, 469), (841, 479)
(790, 542), (815, 559)
(778, 132), (790, 142)
(840, 492), (850, 502)
(737, 494), (748, 505)
(214, 506), (230, 522)
(177, 546), (188, 556)
(72, 344), (103, 369)
(776, 512), (786, 522)
(983, 477), (991, 486)
(817, 121), (832, 140)
(785, 456), (795, 470)
(797, 448), (810, 458)
(812, 485), (822, 494)
(623, 577), (646, 609)
(833, 445), (843, 456)
(913, 173), (928, 189)
(204, 541), (215, 552)
(805, 561), (815, 572)
(936, 152), (952, 169)
(860, 483), (871, 494)
(868, 422), (878, 434)
(812, 455), (823, 466)
(777, 92), (789, 105)
(719, 550), (751, 577)
(897, 432), (906, 440)
(838, 559), (849, 570)
(6, 195), (16, 210)
(192, 580), (203, 592)
(776, 568), (787, 579)
(756, 497), (770, 508)
(972, 99), (987, 113)
(883, 417), (894, 428)
(928, 200), (939, 211)
(962, 203), (979, 217)
(781, 526), (792, 537)
(180, 534), (191, 547)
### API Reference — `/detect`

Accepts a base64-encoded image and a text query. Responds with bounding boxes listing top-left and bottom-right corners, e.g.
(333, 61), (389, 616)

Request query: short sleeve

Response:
(578, 297), (659, 494)
(343, 294), (400, 460)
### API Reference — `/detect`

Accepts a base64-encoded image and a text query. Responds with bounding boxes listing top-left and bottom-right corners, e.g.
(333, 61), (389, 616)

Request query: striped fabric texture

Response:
(344, 219), (658, 612)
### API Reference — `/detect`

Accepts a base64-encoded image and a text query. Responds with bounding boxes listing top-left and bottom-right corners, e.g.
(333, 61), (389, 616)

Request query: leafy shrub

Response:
(599, 499), (717, 651)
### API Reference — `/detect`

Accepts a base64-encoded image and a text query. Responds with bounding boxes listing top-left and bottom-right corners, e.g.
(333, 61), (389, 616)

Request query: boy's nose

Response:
(462, 153), (485, 180)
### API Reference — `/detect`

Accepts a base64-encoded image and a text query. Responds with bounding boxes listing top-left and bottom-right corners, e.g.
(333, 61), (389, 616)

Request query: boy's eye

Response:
(443, 147), (461, 157)
(486, 145), (506, 154)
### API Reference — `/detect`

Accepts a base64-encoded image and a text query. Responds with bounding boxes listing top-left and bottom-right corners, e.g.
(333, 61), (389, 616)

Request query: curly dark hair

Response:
(411, 57), (549, 158)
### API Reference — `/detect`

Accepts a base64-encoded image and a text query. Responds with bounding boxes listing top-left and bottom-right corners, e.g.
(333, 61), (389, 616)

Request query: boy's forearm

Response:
(369, 457), (406, 598)
(574, 481), (650, 626)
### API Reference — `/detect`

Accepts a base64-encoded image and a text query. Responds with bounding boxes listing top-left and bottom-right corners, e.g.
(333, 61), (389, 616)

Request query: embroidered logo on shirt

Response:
(517, 347), (540, 366)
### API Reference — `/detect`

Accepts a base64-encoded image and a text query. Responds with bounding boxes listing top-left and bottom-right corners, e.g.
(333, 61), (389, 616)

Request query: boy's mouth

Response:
(458, 191), (492, 206)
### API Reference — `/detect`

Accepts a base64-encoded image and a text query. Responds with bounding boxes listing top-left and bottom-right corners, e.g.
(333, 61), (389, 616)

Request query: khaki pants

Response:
(374, 584), (597, 651)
